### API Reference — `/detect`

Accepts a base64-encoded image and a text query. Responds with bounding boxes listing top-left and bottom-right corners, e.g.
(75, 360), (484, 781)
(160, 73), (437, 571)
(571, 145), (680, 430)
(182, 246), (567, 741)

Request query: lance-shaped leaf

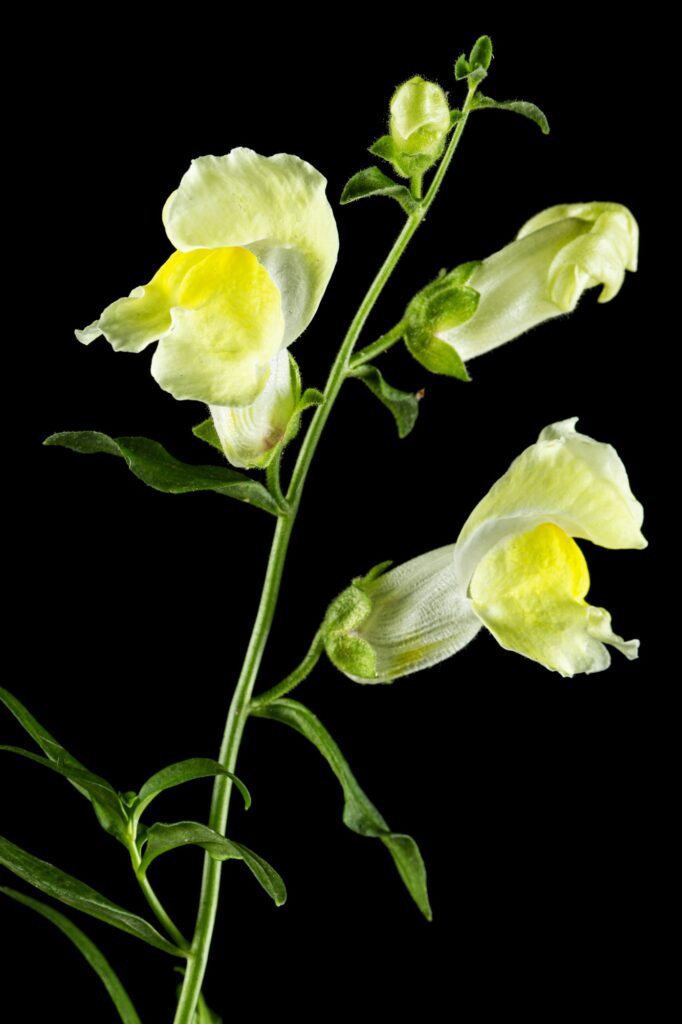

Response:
(133, 759), (251, 826)
(0, 746), (126, 832)
(43, 432), (280, 516)
(1, 886), (143, 1024)
(252, 699), (431, 920)
(349, 364), (420, 439)
(0, 688), (127, 841)
(139, 821), (286, 906)
(472, 94), (550, 134)
(341, 167), (418, 215)
(0, 836), (186, 956)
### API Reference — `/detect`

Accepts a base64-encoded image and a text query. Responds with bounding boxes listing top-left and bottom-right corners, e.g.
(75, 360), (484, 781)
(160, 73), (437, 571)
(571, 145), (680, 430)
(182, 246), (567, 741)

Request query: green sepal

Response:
(0, 835), (186, 956)
(299, 388), (325, 410)
(412, 280), (480, 330)
(368, 134), (405, 177)
(322, 584), (376, 679)
(252, 700), (432, 920)
(367, 134), (439, 180)
(0, 745), (128, 841)
(405, 328), (471, 382)
(469, 35), (493, 71)
(44, 432), (281, 516)
(472, 93), (550, 134)
(132, 758), (251, 827)
(0, 688), (128, 843)
(403, 262), (480, 381)
(0, 886), (143, 1024)
(354, 560), (393, 587)
(326, 634), (377, 679)
(350, 364), (420, 439)
(273, 376), (325, 457)
(192, 418), (223, 454)
(341, 167), (418, 216)
(139, 822), (286, 906)
(454, 54), (471, 80)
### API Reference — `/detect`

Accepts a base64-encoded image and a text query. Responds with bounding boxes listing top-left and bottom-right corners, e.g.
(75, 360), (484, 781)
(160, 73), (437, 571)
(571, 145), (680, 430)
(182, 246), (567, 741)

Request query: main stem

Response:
(173, 87), (477, 1024)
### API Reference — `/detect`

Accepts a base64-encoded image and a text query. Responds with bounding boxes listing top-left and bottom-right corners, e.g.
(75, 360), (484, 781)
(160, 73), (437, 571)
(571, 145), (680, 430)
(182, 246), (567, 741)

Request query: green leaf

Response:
(0, 745), (127, 835)
(340, 167), (417, 215)
(1, 886), (143, 1024)
(473, 94), (550, 134)
(454, 55), (471, 80)
(192, 418), (223, 454)
(252, 699), (431, 920)
(0, 835), (185, 956)
(469, 35), (493, 71)
(44, 432), (281, 516)
(140, 822), (286, 906)
(134, 758), (251, 824)
(449, 109), (463, 127)
(0, 688), (127, 842)
(405, 329), (471, 382)
(350, 364), (420, 439)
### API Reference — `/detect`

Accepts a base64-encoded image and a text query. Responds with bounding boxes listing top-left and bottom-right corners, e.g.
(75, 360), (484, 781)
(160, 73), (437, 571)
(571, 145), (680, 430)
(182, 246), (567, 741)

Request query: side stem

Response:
(173, 85), (478, 1024)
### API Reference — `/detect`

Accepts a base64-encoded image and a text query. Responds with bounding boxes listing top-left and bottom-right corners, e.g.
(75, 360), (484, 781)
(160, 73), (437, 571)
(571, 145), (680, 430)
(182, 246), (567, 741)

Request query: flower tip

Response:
(75, 322), (102, 345)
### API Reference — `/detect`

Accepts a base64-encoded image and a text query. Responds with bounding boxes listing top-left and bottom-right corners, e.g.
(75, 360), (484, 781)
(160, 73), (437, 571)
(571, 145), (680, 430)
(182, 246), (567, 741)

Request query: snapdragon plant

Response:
(1, 36), (644, 1024)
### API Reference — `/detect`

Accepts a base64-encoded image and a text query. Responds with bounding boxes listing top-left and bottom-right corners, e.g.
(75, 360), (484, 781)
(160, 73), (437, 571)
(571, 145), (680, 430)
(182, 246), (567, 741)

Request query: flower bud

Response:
(435, 202), (638, 367)
(389, 76), (450, 173)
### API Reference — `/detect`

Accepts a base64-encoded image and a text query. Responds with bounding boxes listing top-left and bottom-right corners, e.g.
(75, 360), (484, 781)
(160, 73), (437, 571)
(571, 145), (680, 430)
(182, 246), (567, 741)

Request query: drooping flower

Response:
(403, 202), (638, 379)
(323, 419), (646, 680)
(77, 148), (339, 466)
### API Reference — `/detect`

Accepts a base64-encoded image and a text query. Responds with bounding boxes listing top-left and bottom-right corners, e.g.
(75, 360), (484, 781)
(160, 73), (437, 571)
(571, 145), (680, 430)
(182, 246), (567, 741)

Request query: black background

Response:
(5, 15), (664, 1023)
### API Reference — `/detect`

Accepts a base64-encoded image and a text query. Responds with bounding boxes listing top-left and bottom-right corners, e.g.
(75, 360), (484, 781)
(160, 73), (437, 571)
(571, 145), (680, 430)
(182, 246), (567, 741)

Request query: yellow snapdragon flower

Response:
(324, 419), (646, 680)
(77, 148), (338, 466)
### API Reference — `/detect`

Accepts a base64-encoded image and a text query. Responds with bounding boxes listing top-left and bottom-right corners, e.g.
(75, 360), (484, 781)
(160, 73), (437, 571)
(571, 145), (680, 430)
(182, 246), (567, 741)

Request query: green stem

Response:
(249, 631), (325, 710)
(127, 838), (189, 951)
(348, 320), (406, 370)
(173, 84), (478, 1024)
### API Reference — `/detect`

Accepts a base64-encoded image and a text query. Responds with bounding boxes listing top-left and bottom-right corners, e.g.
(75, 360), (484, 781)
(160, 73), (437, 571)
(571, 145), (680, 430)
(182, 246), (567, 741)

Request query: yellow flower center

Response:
(469, 522), (594, 673)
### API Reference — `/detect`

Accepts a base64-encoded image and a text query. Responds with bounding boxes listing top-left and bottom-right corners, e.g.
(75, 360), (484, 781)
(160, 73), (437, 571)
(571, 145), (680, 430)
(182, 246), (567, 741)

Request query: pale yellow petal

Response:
(470, 523), (638, 677)
(163, 149), (338, 347)
(209, 351), (300, 469)
(151, 247), (284, 406)
(78, 251), (209, 353)
(350, 546), (482, 682)
(456, 418), (646, 584)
